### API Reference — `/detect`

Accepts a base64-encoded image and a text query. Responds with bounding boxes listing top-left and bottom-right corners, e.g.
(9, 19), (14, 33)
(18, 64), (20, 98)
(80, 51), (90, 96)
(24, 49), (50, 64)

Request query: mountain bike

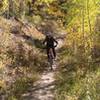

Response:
(48, 48), (54, 70)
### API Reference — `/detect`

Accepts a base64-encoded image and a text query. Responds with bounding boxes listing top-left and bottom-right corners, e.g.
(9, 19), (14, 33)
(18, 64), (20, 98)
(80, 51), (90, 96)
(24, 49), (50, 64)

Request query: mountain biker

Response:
(43, 33), (58, 60)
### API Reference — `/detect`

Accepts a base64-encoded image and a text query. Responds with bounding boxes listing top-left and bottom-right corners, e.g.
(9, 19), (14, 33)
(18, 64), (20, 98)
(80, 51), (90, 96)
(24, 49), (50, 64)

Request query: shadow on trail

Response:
(21, 34), (44, 49)
(12, 33), (44, 49)
(21, 74), (56, 100)
(27, 82), (56, 92)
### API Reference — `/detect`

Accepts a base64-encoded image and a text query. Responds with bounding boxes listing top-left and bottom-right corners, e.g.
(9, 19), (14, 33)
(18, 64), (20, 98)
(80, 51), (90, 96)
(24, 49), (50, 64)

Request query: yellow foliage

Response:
(0, 80), (6, 88)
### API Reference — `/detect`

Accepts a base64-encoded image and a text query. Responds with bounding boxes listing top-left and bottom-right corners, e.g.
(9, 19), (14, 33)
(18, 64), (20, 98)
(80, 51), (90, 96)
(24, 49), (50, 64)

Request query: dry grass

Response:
(0, 16), (47, 99)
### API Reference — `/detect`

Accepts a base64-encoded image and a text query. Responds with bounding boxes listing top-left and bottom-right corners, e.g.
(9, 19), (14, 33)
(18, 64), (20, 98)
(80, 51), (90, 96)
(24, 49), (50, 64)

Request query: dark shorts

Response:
(46, 47), (56, 58)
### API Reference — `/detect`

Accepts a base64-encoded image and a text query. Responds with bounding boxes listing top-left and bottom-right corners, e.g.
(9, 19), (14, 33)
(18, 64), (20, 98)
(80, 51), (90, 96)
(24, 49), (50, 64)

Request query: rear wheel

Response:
(48, 57), (53, 70)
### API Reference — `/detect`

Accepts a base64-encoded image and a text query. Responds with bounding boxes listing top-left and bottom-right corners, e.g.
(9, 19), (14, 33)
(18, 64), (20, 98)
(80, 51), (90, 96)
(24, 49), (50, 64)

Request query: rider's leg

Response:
(47, 47), (50, 59)
(52, 47), (56, 58)
(50, 48), (54, 59)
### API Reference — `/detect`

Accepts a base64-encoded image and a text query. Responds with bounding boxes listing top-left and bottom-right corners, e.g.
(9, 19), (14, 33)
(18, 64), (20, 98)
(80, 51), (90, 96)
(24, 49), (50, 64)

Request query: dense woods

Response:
(0, 0), (100, 100)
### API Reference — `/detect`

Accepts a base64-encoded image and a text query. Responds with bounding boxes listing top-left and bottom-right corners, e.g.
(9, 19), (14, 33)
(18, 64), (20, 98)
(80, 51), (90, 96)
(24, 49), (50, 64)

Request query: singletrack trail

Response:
(22, 69), (56, 100)
(22, 39), (64, 100)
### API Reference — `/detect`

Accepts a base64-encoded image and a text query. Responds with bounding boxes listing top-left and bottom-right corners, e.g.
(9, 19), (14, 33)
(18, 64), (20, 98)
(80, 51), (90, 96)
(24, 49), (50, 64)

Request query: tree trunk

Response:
(82, 7), (85, 45)
(87, 0), (92, 33)
(0, 0), (3, 9)
(27, 1), (32, 15)
(8, 0), (13, 18)
(19, 0), (25, 18)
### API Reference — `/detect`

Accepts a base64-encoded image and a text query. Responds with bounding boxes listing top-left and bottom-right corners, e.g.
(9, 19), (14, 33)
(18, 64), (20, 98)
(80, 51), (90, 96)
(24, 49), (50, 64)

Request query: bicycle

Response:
(48, 48), (54, 70)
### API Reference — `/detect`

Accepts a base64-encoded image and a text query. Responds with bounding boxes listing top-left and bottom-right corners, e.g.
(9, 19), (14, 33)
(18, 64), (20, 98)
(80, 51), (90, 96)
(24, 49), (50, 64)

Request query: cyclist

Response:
(43, 34), (58, 60)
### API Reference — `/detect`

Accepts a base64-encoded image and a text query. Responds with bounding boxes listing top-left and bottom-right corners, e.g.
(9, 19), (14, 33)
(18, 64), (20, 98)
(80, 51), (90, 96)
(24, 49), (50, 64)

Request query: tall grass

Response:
(55, 45), (100, 100)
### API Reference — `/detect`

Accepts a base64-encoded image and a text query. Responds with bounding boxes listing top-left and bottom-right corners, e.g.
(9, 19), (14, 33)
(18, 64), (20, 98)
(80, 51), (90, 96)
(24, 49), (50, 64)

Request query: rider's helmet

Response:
(46, 32), (52, 38)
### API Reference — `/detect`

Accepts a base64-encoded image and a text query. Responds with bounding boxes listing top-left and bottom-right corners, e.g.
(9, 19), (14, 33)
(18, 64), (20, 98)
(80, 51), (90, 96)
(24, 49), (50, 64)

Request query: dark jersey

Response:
(43, 36), (58, 48)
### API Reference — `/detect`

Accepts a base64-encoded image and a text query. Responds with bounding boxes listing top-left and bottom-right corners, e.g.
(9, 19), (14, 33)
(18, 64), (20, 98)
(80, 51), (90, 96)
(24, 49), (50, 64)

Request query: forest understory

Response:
(0, 0), (100, 100)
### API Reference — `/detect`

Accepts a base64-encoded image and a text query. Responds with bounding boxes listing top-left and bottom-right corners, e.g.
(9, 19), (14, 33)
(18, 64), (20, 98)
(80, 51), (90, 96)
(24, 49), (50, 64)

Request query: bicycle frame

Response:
(48, 48), (54, 70)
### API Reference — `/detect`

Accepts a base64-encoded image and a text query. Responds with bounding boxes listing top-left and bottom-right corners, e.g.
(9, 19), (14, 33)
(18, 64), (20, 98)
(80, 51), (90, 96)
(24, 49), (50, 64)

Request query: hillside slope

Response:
(0, 17), (48, 99)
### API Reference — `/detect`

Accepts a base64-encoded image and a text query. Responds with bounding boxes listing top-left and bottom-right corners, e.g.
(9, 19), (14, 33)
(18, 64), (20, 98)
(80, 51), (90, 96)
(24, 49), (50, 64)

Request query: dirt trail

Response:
(21, 62), (57, 100)
(22, 39), (64, 100)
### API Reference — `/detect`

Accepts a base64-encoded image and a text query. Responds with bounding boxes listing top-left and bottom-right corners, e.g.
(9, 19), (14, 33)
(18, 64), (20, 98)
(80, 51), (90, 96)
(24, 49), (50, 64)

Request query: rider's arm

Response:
(55, 40), (58, 44)
(53, 38), (58, 46)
